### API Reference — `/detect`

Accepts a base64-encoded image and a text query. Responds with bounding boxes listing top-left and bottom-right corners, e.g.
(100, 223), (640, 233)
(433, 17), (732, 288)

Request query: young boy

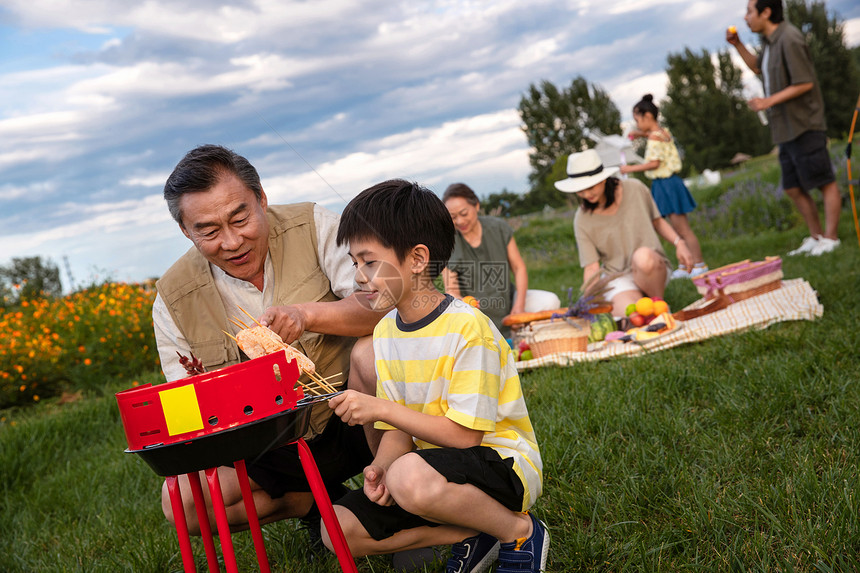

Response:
(325, 179), (548, 573)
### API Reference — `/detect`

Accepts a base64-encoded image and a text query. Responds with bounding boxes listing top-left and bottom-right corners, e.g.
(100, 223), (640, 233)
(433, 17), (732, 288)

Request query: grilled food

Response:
(236, 325), (316, 374)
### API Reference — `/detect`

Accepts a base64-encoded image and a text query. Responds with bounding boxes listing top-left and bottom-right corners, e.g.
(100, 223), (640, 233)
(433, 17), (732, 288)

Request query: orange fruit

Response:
(462, 296), (480, 308)
(728, 25), (737, 34)
(653, 300), (669, 316)
(635, 297), (654, 316)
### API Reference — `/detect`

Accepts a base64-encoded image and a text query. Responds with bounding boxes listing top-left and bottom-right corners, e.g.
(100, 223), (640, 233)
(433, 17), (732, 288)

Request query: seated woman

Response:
(442, 183), (560, 337)
(554, 150), (693, 317)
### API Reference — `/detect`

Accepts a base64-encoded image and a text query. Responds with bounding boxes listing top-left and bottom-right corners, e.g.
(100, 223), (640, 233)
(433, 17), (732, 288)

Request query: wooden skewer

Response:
(303, 369), (330, 390)
(307, 371), (337, 393)
(298, 381), (323, 396)
(237, 305), (265, 328)
(230, 317), (250, 330)
(322, 371), (343, 381)
(222, 330), (239, 343)
(306, 369), (334, 387)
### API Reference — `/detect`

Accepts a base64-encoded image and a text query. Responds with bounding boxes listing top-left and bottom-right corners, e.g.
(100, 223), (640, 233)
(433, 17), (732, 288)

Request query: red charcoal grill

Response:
(115, 351), (357, 573)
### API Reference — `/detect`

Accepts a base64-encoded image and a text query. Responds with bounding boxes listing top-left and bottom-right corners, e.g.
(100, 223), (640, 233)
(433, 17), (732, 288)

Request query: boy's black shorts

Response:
(779, 129), (835, 192)
(335, 446), (525, 541)
(244, 413), (373, 499)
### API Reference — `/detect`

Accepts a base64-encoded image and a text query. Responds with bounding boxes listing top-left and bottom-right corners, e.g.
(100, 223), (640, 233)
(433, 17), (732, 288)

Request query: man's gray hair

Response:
(163, 144), (263, 225)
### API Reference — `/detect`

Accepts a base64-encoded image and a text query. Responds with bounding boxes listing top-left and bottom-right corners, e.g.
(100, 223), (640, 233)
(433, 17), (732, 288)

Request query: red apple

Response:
(629, 312), (646, 327)
(518, 340), (530, 352)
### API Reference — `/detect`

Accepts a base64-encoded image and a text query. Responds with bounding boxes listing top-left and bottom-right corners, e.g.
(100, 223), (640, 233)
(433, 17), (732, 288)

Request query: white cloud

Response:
(609, 71), (669, 119)
(0, 181), (58, 201)
(2, 0), (857, 286)
(845, 17), (860, 47)
(510, 38), (561, 69)
(261, 109), (530, 206)
(606, 0), (686, 16)
(0, 193), (180, 285)
(679, 1), (731, 22)
(120, 174), (169, 188)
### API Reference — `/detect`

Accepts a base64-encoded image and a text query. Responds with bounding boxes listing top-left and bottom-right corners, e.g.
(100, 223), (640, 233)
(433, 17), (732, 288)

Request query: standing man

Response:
(727, 0), (841, 256)
(153, 144), (384, 541)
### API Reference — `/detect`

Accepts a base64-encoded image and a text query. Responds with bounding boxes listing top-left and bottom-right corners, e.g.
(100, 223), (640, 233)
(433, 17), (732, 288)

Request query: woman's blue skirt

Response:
(651, 174), (697, 216)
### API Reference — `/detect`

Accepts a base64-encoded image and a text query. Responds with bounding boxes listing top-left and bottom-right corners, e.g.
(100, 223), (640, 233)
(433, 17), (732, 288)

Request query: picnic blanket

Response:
(515, 278), (822, 370)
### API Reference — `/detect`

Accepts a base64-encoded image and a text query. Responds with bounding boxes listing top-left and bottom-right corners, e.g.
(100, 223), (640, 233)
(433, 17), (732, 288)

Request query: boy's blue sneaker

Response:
(496, 512), (549, 572)
(447, 532), (499, 573)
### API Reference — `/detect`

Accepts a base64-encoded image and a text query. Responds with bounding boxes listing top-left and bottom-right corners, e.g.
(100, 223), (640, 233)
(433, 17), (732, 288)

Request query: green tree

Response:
(518, 77), (622, 208)
(0, 256), (63, 306)
(786, 0), (860, 138)
(662, 48), (772, 172)
(480, 188), (524, 217)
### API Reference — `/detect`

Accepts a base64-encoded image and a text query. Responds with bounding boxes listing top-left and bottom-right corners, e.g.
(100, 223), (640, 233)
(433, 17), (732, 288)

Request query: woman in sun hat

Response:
(556, 149), (694, 317)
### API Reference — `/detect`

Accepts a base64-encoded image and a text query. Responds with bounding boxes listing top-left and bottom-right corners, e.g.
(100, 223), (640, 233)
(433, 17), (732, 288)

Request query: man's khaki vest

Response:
(155, 202), (355, 437)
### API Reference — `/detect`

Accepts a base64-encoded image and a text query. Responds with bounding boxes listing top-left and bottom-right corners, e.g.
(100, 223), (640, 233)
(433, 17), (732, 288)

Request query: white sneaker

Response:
(807, 237), (840, 256)
(671, 266), (690, 280)
(788, 236), (820, 256)
(689, 264), (709, 278)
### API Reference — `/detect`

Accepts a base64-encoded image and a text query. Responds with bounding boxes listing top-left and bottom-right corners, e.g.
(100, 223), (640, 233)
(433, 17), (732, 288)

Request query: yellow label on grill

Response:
(159, 384), (204, 436)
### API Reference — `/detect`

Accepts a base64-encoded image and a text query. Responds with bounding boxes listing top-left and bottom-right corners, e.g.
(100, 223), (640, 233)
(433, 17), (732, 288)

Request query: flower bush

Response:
(0, 281), (159, 408)
(689, 175), (798, 240)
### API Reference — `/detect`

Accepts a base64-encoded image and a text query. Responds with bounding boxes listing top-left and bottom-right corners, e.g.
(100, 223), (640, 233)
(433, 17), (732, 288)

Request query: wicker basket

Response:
(692, 257), (783, 300)
(524, 318), (590, 357)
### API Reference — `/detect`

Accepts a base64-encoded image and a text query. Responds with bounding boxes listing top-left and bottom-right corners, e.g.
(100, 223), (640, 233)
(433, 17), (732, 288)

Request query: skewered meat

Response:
(235, 325), (316, 374)
(176, 351), (205, 376)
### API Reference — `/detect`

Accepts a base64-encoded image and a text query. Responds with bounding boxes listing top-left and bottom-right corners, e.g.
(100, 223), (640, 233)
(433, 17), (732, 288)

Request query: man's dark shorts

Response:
(336, 446), (525, 541)
(245, 413), (372, 499)
(779, 129), (835, 192)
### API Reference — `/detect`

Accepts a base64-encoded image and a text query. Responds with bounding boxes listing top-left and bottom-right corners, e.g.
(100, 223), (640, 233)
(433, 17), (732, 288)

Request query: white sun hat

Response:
(554, 149), (620, 193)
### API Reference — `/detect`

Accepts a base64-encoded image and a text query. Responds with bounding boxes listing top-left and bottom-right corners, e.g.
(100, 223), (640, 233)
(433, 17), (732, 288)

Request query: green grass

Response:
(2, 153), (860, 571)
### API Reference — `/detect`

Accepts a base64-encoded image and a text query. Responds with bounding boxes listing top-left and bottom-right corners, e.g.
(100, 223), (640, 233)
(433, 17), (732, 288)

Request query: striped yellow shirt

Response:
(373, 295), (543, 510)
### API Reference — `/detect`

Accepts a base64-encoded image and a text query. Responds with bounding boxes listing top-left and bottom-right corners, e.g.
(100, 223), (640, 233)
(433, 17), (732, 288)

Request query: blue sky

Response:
(1, 0), (858, 290)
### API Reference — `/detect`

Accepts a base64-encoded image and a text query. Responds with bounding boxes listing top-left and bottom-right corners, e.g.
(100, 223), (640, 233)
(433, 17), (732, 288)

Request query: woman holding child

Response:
(556, 149), (694, 317)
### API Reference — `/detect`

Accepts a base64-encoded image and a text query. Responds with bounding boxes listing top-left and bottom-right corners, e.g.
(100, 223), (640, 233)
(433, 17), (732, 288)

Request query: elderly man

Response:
(152, 144), (384, 540)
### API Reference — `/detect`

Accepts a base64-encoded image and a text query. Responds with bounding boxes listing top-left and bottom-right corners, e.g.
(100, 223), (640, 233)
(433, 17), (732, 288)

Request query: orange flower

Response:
(84, 358), (92, 366)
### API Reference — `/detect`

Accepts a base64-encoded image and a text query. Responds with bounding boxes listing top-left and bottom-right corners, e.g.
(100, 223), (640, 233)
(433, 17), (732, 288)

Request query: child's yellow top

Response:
(644, 128), (682, 179)
(373, 296), (543, 510)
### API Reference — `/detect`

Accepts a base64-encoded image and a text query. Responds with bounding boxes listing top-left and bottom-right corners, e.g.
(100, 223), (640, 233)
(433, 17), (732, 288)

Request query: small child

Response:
(621, 94), (708, 279)
(326, 179), (548, 573)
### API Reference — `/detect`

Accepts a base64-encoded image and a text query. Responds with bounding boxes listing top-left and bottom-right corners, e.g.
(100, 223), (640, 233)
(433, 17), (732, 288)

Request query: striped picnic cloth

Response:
(515, 278), (822, 370)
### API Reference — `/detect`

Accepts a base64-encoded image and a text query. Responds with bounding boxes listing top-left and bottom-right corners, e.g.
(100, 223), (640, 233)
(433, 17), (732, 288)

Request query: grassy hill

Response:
(2, 149), (859, 571)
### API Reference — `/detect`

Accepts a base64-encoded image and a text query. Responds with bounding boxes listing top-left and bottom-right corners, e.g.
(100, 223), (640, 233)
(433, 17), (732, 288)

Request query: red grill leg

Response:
(165, 475), (196, 573)
(234, 459), (271, 573)
(296, 438), (358, 573)
(187, 471), (220, 573)
(205, 467), (239, 573)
